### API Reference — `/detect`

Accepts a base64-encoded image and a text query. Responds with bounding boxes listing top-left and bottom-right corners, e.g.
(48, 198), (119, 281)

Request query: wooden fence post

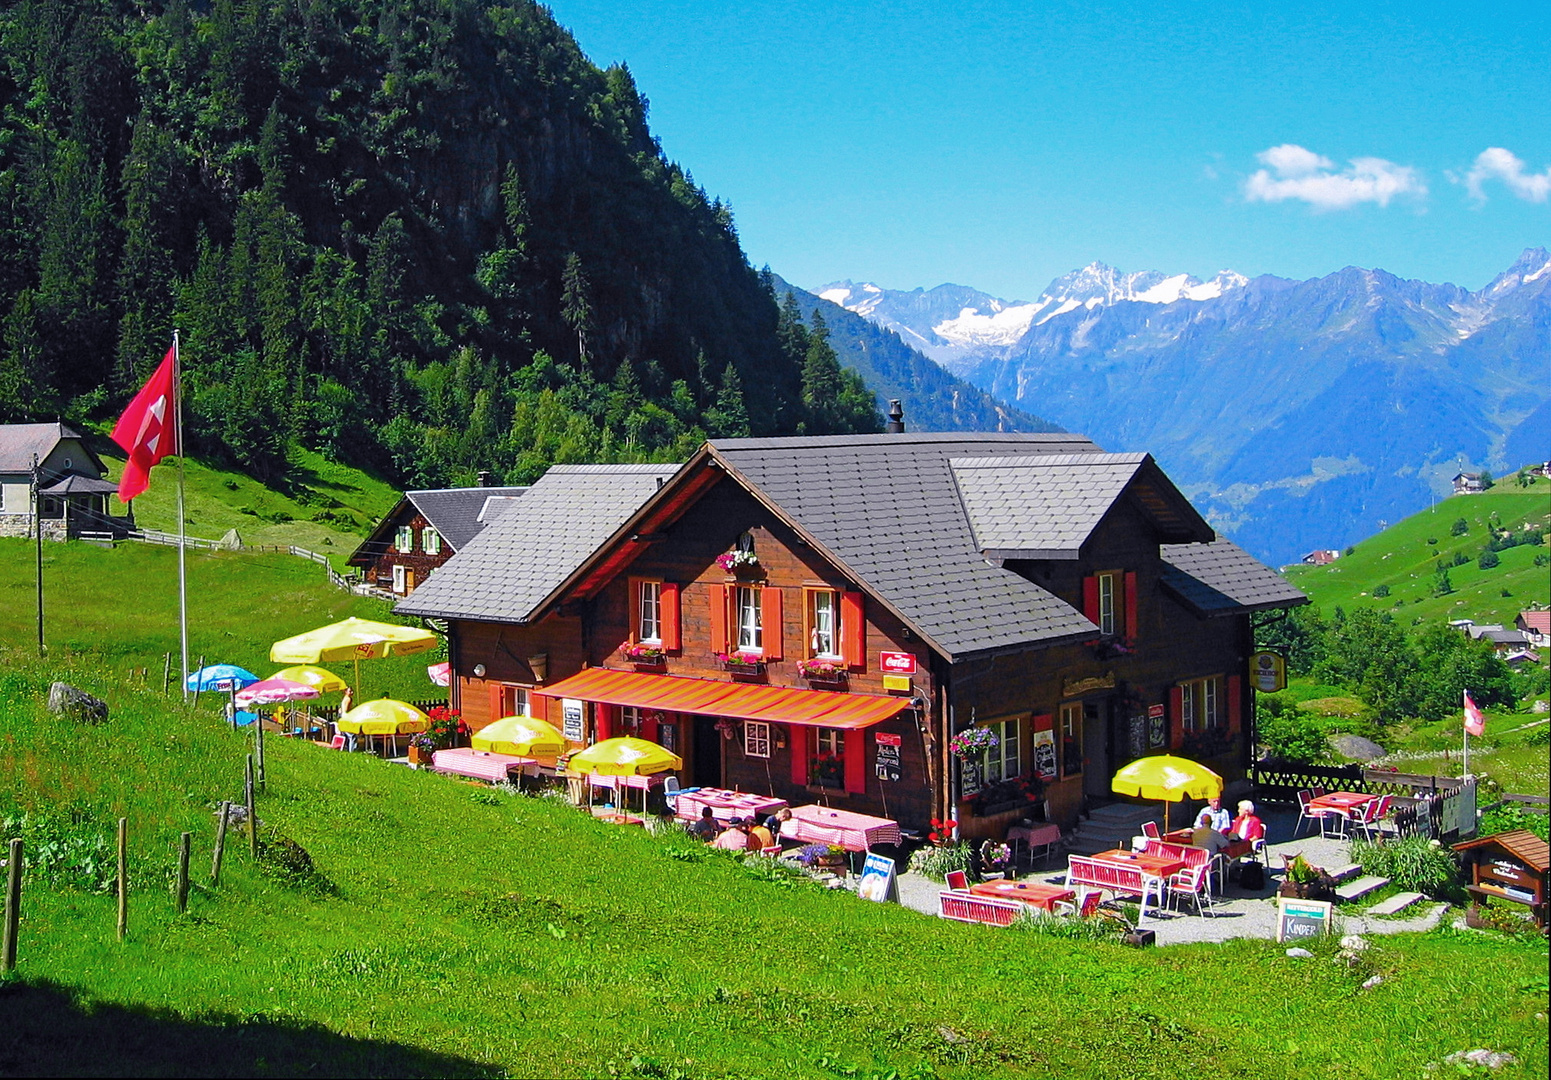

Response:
(175, 832), (191, 914)
(256, 713), (266, 790)
(245, 757), (257, 857)
(211, 802), (229, 885)
(162, 652), (171, 696)
(3, 837), (21, 971)
(116, 817), (128, 941)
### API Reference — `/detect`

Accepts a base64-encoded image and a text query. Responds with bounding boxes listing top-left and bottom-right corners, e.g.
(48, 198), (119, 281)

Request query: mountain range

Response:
(813, 249), (1551, 566)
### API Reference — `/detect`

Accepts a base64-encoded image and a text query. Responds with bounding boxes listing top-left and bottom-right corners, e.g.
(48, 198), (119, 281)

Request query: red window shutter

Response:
(762, 587), (784, 660)
(841, 591), (866, 670)
(594, 704), (612, 742)
(789, 724), (809, 785)
(1226, 675), (1242, 732)
(627, 578), (641, 642)
(1168, 685), (1184, 749)
(708, 584), (727, 654)
(1082, 575), (1100, 625)
(843, 729), (866, 794)
(487, 682), (504, 725)
(661, 582), (681, 651)
(1124, 571), (1138, 642)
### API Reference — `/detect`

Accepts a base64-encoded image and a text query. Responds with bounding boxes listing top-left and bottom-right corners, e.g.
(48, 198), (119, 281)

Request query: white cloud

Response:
(1244, 144), (1426, 210)
(1464, 147), (1551, 203)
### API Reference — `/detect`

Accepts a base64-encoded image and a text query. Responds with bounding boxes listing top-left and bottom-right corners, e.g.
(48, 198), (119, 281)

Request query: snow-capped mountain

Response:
(811, 250), (1550, 566)
(817, 262), (1249, 370)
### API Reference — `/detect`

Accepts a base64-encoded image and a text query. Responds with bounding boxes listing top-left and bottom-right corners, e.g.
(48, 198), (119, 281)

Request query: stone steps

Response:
(1335, 875), (1390, 902)
(1066, 803), (1164, 855)
(1327, 863), (1362, 883)
(1367, 891), (1424, 916)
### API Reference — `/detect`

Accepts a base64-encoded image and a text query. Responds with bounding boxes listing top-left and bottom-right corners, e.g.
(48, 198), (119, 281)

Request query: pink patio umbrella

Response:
(427, 662), (451, 687)
(235, 677), (322, 708)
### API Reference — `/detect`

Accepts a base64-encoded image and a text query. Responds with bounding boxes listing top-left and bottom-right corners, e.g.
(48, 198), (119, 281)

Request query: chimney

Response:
(476, 470), (494, 487)
(885, 399), (906, 434)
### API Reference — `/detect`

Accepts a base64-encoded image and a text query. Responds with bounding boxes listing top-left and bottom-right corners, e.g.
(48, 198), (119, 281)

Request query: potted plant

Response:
(928, 817), (958, 845)
(797, 658), (847, 684)
(979, 840), (1012, 880)
(1277, 854), (1338, 901)
(947, 727), (999, 760)
(717, 651), (766, 676)
(794, 843), (848, 875)
(407, 732), (437, 766)
(620, 642), (666, 668)
(716, 549), (760, 573)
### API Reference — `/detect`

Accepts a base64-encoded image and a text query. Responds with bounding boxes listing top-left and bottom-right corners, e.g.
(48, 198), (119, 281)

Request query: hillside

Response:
(772, 276), (1057, 433)
(0, 0), (875, 496)
(0, 549), (1545, 1076)
(1284, 478), (1551, 625)
(817, 251), (1551, 566)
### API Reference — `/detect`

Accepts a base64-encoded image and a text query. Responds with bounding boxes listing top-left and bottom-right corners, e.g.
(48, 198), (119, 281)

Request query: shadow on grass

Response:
(0, 978), (504, 1078)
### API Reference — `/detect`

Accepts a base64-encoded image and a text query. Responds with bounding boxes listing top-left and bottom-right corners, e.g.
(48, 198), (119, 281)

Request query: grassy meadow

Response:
(0, 540), (1547, 1078)
(1284, 480), (1551, 625)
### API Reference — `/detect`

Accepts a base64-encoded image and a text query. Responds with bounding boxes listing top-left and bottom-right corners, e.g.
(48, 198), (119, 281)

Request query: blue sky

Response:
(549, 0), (1550, 299)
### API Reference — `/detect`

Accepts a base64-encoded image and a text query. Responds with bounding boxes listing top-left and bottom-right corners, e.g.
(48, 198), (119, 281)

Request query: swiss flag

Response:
(111, 346), (178, 502)
(1463, 690), (1486, 737)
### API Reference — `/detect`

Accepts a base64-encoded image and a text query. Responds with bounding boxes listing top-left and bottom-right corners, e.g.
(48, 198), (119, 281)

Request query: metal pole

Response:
(174, 330), (189, 696)
(31, 454), (43, 655)
(116, 817), (128, 941)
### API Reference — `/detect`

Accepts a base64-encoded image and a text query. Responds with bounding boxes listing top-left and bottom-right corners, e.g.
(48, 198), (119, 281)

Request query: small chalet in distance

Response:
(349, 474), (526, 596)
(0, 422), (129, 540)
(399, 428), (1306, 837)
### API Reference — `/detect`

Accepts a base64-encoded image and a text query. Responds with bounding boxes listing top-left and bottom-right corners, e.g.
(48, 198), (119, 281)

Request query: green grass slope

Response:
(1, 655), (1546, 1080)
(96, 446), (400, 566)
(0, 546), (1546, 1078)
(1285, 481), (1551, 624)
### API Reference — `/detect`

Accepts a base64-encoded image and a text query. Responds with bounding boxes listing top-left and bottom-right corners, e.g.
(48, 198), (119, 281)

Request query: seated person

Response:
(749, 820), (776, 849)
(687, 806), (719, 841)
(1230, 800), (1265, 842)
(712, 818), (758, 851)
(764, 807), (792, 837)
(1194, 796), (1231, 835)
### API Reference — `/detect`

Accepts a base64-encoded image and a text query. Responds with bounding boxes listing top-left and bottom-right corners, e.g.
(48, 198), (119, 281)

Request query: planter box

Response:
(1277, 880), (1337, 903)
(630, 661), (667, 673)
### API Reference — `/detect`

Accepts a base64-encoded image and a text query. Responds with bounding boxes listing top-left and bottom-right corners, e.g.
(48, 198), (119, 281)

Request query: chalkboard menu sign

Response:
(1032, 729), (1058, 782)
(874, 732), (902, 781)
(1276, 897), (1333, 942)
(561, 698), (585, 742)
(1148, 704), (1166, 749)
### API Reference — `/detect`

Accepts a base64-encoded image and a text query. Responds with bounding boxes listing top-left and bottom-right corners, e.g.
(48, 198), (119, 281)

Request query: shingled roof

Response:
(394, 465), (678, 623)
(1159, 538), (1309, 616)
(0, 422), (102, 476)
(407, 486), (527, 551)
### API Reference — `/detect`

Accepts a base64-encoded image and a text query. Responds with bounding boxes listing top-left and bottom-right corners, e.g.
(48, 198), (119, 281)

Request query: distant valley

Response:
(811, 249), (1551, 566)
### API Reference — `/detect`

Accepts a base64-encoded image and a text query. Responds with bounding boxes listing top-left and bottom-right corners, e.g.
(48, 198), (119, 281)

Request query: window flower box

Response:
(808, 754), (844, 789)
(717, 652), (766, 677)
(620, 642), (666, 670)
(797, 658), (847, 685)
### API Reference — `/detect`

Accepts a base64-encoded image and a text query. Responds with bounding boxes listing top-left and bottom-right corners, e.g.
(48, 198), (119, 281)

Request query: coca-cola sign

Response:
(879, 651), (917, 675)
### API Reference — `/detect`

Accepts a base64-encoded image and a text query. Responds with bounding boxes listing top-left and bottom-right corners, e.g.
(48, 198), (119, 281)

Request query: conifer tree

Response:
(706, 362), (750, 438)
(560, 252), (593, 365)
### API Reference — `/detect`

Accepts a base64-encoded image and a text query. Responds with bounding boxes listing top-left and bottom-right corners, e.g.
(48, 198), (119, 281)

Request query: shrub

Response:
(1450, 517), (1468, 536)
(1256, 696), (1329, 763)
(1350, 836), (1460, 898)
(1373, 584), (1390, 597)
(907, 840), (974, 883)
(1009, 908), (1120, 940)
(1478, 549), (1500, 570)
(1478, 803), (1550, 842)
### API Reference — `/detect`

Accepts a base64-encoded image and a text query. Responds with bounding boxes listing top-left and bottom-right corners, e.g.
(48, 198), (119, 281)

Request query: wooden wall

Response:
(357, 506), (456, 594)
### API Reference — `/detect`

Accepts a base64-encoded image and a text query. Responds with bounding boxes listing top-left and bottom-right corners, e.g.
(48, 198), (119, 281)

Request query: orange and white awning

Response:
(536, 667), (908, 730)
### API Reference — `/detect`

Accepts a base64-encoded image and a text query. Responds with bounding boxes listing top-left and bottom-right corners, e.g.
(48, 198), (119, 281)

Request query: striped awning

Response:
(536, 667), (909, 730)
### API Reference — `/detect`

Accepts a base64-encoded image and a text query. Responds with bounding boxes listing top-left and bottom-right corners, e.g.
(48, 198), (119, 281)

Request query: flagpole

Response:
(1463, 689), (1470, 777)
(175, 329), (189, 697)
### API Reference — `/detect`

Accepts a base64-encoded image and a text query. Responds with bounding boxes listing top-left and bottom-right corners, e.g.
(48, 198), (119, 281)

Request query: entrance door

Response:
(692, 714), (722, 788)
(1082, 698), (1113, 801)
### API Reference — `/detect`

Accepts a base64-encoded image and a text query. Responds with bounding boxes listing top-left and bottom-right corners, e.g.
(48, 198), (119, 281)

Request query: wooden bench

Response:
(937, 890), (1025, 926)
(1064, 855), (1163, 919)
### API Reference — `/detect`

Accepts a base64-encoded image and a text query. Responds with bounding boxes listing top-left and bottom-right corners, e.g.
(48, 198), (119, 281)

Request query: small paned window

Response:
(809, 590), (840, 658)
(422, 527), (442, 555)
(1098, 572), (1116, 636)
(983, 719), (1022, 784)
(638, 581), (662, 642)
(744, 720), (771, 759)
(1060, 703), (1083, 777)
(735, 586), (762, 652)
(395, 526), (414, 553)
(1181, 676), (1223, 733)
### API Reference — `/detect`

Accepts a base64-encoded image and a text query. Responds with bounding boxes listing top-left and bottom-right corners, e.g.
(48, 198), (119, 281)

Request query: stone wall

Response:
(0, 515), (66, 541)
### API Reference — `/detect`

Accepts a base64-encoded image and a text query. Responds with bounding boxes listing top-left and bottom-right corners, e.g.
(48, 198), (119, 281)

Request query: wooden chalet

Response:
(349, 481), (526, 596)
(0, 422), (130, 539)
(397, 432), (1306, 836)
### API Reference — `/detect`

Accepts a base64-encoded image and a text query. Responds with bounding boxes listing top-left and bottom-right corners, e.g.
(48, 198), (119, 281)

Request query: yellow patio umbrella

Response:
(472, 716), (567, 759)
(270, 617), (439, 695)
(1111, 754), (1224, 832)
(270, 665), (350, 693)
(567, 737), (683, 822)
(335, 699), (430, 757)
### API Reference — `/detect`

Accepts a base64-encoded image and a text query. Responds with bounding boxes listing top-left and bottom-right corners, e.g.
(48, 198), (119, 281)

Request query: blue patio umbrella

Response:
(185, 665), (260, 692)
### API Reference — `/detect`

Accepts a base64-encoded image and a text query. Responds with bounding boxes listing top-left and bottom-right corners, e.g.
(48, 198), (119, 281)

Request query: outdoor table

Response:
(1091, 848), (1185, 879)
(675, 787), (787, 824)
(431, 747), (536, 783)
(1308, 791), (1377, 835)
(969, 879), (1075, 912)
(1006, 823), (1062, 865)
(784, 805), (902, 852)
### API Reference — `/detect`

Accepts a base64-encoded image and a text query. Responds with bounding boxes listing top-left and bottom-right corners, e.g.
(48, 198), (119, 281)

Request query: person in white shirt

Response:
(1194, 796), (1231, 834)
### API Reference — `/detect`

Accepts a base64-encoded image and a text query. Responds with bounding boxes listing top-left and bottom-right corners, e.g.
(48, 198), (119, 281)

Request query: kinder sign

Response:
(879, 651), (917, 675)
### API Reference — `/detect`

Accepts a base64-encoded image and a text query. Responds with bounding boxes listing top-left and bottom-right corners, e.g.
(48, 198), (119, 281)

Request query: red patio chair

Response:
(945, 869), (969, 892)
(1142, 821), (1161, 839)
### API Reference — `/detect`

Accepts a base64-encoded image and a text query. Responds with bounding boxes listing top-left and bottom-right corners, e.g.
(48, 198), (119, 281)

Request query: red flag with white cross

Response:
(111, 346), (178, 502)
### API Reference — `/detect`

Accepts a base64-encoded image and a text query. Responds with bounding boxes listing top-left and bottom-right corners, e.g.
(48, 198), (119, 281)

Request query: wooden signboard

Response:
(1276, 897), (1333, 942)
(857, 852), (898, 902)
(1032, 729), (1058, 782)
(561, 698), (586, 742)
(1148, 704), (1166, 749)
(874, 732), (902, 781)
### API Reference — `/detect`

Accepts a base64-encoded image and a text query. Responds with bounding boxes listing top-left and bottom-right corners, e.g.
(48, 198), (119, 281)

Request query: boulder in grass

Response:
(1329, 734), (1386, 761)
(47, 682), (108, 723)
